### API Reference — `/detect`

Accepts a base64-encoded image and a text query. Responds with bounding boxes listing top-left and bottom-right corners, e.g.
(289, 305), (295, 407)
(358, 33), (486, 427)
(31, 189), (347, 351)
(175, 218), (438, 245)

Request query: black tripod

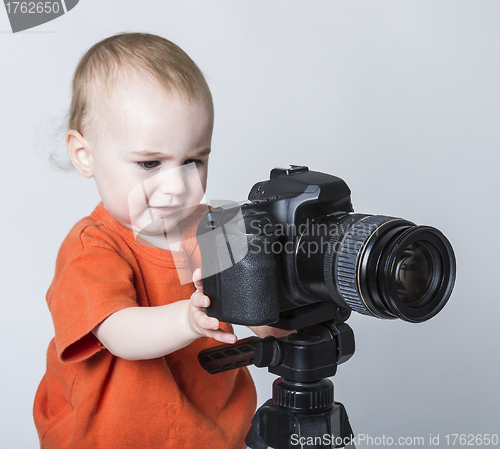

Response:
(198, 315), (356, 449)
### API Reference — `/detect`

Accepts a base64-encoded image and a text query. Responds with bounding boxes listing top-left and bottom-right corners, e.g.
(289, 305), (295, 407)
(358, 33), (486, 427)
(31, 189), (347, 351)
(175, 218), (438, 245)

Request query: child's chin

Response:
(133, 218), (182, 249)
(138, 221), (158, 233)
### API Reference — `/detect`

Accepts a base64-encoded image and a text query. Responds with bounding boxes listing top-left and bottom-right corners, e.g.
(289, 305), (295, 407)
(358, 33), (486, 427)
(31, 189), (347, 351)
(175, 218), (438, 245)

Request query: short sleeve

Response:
(48, 243), (138, 364)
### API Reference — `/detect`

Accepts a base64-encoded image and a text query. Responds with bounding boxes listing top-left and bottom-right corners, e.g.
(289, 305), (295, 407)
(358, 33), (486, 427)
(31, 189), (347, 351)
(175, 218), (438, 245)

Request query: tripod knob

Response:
(272, 378), (334, 413)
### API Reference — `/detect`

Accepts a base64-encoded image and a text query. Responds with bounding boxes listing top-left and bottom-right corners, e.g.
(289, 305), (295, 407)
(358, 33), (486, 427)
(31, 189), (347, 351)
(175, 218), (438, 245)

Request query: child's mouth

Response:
(149, 205), (183, 217)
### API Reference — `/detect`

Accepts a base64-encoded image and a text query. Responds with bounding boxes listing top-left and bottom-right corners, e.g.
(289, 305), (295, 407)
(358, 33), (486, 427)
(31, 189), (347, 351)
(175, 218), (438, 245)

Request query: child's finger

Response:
(205, 328), (237, 344)
(191, 291), (210, 309)
(190, 307), (236, 343)
(195, 312), (220, 331)
(192, 268), (203, 291)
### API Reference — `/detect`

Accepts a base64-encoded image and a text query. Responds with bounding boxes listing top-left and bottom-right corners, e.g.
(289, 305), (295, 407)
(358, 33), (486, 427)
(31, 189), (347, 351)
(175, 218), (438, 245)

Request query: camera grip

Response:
(203, 234), (281, 326)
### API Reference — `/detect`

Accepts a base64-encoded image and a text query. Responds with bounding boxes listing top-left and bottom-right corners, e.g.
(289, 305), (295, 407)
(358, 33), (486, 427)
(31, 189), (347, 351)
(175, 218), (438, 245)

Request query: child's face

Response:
(75, 77), (213, 236)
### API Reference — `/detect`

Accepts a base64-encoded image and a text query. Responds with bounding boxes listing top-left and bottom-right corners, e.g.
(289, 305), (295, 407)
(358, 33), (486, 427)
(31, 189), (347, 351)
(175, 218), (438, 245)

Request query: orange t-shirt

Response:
(33, 203), (257, 449)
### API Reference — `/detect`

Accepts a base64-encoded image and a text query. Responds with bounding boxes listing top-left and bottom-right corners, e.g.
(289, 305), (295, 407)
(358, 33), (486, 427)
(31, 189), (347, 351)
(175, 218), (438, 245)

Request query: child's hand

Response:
(187, 269), (237, 344)
(249, 325), (295, 339)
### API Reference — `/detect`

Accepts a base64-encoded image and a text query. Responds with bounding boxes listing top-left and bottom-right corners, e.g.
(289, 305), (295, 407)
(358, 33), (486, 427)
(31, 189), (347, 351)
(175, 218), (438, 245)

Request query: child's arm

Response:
(92, 269), (236, 361)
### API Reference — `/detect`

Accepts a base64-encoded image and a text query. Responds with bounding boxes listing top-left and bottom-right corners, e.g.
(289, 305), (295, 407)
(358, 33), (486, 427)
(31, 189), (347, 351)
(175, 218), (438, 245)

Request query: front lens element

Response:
(394, 242), (437, 308)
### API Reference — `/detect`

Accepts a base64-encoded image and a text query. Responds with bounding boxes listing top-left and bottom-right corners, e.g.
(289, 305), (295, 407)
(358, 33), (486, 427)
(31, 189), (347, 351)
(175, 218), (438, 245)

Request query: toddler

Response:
(33, 33), (257, 449)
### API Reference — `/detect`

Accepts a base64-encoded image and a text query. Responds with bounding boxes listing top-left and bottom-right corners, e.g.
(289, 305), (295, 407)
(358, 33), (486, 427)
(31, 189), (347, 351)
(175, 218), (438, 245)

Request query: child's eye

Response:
(138, 161), (160, 170)
(183, 159), (202, 167)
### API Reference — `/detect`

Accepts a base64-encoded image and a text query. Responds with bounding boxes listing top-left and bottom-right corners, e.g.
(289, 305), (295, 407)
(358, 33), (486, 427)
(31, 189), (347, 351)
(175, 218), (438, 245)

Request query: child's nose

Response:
(158, 167), (187, 197)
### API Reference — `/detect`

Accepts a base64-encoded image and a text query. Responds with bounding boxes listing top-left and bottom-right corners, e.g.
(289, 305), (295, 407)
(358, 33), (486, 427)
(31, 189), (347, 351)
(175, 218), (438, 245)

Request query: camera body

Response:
(196, 166), (455, 330)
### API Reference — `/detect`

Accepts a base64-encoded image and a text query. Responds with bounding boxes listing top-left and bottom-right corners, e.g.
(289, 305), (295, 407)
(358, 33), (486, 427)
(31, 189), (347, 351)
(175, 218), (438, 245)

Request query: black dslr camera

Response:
(196, 166), (455, 330)
(196, 166), (456, 448)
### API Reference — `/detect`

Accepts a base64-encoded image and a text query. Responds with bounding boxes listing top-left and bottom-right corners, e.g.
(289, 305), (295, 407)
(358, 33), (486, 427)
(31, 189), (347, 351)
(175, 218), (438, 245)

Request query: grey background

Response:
(1, 1), (498, 447)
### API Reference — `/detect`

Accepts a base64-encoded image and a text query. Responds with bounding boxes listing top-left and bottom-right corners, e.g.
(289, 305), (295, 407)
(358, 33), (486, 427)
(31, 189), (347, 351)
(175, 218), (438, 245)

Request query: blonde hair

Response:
(69, 32), (213, 137)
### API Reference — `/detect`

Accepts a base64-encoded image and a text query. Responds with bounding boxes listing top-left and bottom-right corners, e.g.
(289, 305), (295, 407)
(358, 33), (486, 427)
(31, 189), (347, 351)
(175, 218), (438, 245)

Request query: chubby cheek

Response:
(126, 180), (153, 232)
(186, 173), (207, 205)
(103, 191), (138, 230)
(197, 166), (208, 193)
(94, 174), (144, 232)
(185, 164), (208, 202)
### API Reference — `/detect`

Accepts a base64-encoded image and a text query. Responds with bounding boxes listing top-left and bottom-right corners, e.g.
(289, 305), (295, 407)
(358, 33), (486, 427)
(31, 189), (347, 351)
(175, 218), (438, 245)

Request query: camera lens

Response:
(296, 214), (456, 323)
(394, 241), (436, 308)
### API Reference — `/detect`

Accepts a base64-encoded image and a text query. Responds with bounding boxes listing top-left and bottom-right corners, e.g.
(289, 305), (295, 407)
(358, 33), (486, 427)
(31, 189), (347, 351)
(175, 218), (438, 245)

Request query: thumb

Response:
(193, 268), (203, 291)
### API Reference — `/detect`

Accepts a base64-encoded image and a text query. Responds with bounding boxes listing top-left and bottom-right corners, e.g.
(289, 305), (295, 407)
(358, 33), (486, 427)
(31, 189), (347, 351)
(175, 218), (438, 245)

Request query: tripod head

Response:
(198, 312), (356, 448)
(198, 317), (354, 381)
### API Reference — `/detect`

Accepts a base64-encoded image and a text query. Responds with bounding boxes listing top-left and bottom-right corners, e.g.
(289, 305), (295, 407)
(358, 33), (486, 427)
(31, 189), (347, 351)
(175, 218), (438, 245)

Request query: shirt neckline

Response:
(90, 202), (203, 268)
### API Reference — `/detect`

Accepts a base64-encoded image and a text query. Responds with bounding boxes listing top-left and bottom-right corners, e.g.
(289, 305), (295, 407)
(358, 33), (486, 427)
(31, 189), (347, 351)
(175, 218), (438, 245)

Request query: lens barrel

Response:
(297, 214), (456, 323)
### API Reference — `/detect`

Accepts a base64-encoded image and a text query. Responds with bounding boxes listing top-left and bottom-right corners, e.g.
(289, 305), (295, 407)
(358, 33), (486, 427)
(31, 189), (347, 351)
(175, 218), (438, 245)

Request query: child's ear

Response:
(67, 130), (94, 178)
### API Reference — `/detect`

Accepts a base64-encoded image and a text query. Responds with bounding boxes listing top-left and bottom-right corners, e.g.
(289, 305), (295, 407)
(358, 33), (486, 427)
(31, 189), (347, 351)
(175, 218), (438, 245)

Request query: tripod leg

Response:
(246, 399), (356, 449)
(332, 401), (355, 449)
